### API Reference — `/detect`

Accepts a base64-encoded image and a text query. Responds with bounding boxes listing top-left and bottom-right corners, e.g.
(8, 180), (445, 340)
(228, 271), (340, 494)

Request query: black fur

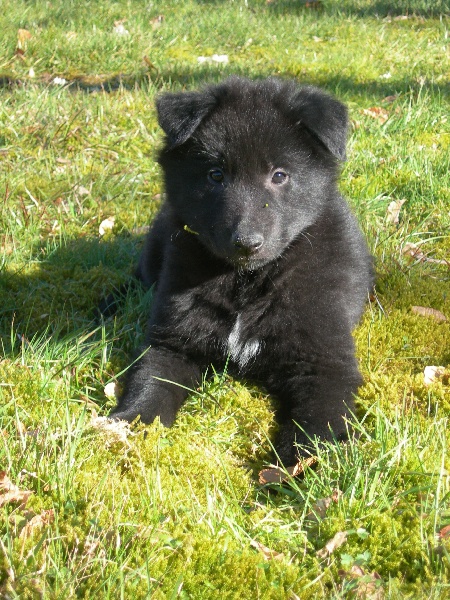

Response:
(110, 77), (373, 465)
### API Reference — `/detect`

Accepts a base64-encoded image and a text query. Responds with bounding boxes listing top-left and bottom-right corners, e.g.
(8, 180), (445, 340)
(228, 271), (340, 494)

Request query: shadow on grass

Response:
(265, 0), (448, 18)
(1, 68), (448, 104)
(0, 234), (148, 353)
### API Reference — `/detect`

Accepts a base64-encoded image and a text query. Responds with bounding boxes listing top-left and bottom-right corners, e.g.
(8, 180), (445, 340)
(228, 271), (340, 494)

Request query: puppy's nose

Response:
(232, 232), (264, 255)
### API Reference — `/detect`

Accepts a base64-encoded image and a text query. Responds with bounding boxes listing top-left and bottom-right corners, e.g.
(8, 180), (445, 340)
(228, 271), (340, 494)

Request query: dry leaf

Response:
(250, 539), (285, 561)
(316, 530), (348, 558)
(423, 366), (446, 385)
(17, 29), (32, 49)
(402, 242), (422, 258)
(0, 471), (32, 508)
(362, 107), (389, 124)
(402, 243), (448, 266)
(259, 456), (316, 484)
(73, 185), (90, 196)
(307, 488), (343, 521)
(439, 525), (450, 539)
(18, 29), (32, 41)
(150, 15), (164, 29)
(411, 306), (447, 322)
(19, 509), (55, 539)
(99, 216), (115, 236)
(386, 199), (406, 224)
(382, 95), (398, 104)
(339, 566), (384, 599)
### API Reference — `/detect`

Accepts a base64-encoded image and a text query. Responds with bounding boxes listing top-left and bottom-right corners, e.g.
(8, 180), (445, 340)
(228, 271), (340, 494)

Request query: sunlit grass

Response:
(1, 0), (449, 597)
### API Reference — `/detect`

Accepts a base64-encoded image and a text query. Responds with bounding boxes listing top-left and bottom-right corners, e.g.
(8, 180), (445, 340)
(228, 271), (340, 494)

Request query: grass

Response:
(0, 0), (449, 597)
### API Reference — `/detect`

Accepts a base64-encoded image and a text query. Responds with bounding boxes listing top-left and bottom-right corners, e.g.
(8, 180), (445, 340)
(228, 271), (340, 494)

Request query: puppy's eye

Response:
(209, 168), (224, 183)
(271, 170), (289, 185)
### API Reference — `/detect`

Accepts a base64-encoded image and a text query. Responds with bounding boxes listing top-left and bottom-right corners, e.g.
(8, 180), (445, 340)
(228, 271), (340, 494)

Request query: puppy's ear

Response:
(156, 91), (217, 149)
(288, 87), (348, 161)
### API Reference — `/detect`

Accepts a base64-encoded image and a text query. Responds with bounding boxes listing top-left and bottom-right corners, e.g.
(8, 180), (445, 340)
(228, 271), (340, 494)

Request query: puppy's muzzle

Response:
(231, 232), (264, 257)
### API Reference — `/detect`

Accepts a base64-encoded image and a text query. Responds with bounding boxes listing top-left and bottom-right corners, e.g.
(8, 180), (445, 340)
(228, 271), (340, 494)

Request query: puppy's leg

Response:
(111, 348), (201, 426)
(269, 360), (361, 465)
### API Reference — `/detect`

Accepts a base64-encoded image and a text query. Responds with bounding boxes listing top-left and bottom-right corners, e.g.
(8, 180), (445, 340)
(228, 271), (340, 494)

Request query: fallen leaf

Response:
(73, 185), (90, 196)
(316, 530), (348, 558)
(339, 566), (384, 599)
(19, 509), (55, 539)
(307, 488), (343, 521)
(250, 539), (285, 561)
(386, 199), (406, 224)
(259, 456), (316, 484)
(412, 306), (447, 322)
(0, 471), (32, 508)
(362, 107), (389, 124)
(402, 242), (422, 258)
(382, 95), (398, 104)
(439, 525), (450, 539)
(99, 216), (115, 236)
(150, 15), (164, 29)
(17, 29), (32, 48)
(423, 366), (446, 386)
(402, 243), (448, 266)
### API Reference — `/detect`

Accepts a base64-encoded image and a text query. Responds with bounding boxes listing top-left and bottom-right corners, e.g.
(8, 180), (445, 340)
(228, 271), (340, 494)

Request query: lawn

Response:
(0, 0), (449, 597)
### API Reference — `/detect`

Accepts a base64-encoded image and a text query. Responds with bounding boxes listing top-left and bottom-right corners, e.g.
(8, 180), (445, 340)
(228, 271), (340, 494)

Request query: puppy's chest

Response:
(225, 313), (262, 369)
(192, 275), (277, 369)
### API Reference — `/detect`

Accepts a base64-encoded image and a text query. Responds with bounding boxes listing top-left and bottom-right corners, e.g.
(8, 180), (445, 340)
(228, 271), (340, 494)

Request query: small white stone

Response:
(423, 366), (445, 385)
(99, 216), (115, 236)
(113, 24), (129, 36)
(104, 381), (119, 399)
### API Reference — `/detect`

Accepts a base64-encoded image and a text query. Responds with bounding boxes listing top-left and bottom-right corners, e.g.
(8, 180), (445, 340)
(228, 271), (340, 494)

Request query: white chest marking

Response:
(226, 314), (261, 369)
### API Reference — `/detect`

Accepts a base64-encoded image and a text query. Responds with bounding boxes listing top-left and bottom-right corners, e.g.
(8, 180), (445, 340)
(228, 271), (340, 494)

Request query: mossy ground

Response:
(1, 1), (449, 598)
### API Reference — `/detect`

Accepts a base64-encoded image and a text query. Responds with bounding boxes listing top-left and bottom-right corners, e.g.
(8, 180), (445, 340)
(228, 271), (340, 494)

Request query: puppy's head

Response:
(156, 77), (348, 270)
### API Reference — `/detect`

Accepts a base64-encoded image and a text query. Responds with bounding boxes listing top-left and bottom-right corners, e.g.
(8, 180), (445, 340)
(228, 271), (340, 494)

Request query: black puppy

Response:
(111, 77), (373, 465)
